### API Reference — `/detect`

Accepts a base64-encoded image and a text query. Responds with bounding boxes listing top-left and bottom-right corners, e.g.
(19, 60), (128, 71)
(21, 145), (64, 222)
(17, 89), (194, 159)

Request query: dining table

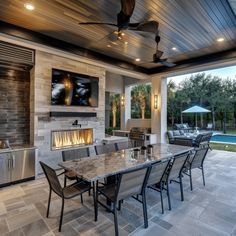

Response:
(58, 143), (194, 221)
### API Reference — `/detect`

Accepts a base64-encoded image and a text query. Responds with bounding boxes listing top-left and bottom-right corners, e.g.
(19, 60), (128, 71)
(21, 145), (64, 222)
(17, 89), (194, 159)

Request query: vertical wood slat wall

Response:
(0, 69), (30, 145)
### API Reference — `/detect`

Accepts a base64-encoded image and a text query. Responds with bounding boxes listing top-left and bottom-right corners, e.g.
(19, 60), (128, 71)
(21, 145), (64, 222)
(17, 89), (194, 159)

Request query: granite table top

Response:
(59, 143), (193, 182)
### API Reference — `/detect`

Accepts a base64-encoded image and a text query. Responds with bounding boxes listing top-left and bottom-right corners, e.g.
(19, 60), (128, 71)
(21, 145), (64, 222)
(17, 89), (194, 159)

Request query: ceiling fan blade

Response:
(79, 22), (117, 27)
(128, 21), (159, 34)
(117, 0), (136, 29)
(159, 59), (176, 67)
(121, 0), (136, 16)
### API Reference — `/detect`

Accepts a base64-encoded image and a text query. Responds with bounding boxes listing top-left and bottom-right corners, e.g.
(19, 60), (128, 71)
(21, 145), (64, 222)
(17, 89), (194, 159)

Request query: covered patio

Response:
(0, 149), (235, 236)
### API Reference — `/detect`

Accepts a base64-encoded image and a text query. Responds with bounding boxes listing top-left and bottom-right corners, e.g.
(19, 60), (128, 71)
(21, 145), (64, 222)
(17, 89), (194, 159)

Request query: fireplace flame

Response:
(52, 129), (93, 149)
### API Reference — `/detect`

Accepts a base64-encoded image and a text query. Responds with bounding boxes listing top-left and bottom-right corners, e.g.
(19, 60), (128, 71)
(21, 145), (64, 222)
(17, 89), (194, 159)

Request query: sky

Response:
(167, 65), (236, 85)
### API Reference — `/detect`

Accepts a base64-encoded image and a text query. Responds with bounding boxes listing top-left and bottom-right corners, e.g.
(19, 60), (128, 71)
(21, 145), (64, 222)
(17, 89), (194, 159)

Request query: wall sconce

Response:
(120, 95), (125, 106)
(154, 94), (158, 109)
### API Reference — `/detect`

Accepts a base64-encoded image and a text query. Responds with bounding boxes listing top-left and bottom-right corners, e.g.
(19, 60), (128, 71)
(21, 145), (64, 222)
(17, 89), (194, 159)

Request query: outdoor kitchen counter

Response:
(59, 143), (193, 182)
(0, 145), (37, 154)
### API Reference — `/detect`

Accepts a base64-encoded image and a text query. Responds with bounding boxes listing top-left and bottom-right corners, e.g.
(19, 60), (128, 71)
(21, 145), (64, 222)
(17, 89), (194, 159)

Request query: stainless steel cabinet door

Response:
(0, 153), (11, 185)
(11, 149), (35, 182)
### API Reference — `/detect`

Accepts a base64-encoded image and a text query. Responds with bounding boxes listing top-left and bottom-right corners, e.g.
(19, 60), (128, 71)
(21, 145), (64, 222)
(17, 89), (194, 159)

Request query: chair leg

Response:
(118, 200), (122, 211)
(160, 182), (164, 214)
(114, 204), (119, 236)
(46, 188), (52, 218)
(59, 198), (65, 232)
(142, 192), (148, 228)
(179, 176), (184, 201)
(201, 167), (205, 186)
(166, 182), (171, 210)
(64, 175), (67, 188)
(80, 194), (83, 204)
(92, 181), (98, 221)
(189, 169), (193, 191)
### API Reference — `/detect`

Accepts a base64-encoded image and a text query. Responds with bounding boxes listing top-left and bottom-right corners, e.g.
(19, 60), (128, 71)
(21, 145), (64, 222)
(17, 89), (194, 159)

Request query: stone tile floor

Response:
(0, 150), (236, 236)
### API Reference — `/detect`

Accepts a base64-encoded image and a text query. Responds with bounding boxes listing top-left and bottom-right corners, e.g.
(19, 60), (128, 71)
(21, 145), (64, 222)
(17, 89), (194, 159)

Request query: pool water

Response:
(211, 134), (236, 144)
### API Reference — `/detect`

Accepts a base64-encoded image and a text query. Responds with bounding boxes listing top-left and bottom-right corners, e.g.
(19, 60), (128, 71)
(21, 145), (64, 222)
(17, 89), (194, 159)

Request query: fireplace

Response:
(51, 128), (93, 150)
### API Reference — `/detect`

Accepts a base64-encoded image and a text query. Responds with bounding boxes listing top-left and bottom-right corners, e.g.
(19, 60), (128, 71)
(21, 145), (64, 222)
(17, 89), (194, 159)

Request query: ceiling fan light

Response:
(24, 3), (35, 10)
(217, 37), (224, 42)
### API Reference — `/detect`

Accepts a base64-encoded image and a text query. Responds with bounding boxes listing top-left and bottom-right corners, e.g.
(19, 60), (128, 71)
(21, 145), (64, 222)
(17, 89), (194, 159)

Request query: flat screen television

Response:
(51, 68), (99, 107)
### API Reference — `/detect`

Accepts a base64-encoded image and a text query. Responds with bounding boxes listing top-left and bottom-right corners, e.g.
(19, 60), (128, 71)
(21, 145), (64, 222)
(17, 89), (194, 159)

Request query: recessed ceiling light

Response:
(24, 3), (35, 10)
(135, 58), (140, 62)
(107, 44), (111, 48)
(124, 41), (128, 45)
(172, 47), (177, 50)
(217, 37), (224, 42)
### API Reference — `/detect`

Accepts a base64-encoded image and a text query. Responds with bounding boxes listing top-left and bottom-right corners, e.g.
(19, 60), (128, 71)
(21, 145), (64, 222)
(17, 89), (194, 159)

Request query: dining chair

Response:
(165, 151), (190, 210)
(146, 159), (171, 213)
(61, 147), (90, 187)
(40, 161), (91, 232)
(94, 143), (117, 155)
(96, 165), (150, 236)
(183, 147), (209, 190)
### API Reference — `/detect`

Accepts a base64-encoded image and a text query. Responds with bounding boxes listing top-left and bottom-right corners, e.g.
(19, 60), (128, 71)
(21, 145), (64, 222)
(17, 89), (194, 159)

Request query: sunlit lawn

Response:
(210, 143), (236, 152)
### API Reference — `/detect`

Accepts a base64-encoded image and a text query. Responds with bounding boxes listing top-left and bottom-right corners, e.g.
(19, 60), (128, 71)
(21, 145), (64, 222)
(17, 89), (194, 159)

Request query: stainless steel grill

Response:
(129, 127), (151, 147)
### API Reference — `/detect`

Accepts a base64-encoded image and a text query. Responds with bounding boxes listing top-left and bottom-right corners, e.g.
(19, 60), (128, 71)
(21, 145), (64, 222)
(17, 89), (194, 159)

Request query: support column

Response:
(151, 75), (167, 143)
(120, 85), (131, 130)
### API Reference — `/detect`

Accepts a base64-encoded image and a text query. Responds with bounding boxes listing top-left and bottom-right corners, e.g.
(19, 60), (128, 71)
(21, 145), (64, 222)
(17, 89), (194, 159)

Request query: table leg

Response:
(92, 181), (98, 221)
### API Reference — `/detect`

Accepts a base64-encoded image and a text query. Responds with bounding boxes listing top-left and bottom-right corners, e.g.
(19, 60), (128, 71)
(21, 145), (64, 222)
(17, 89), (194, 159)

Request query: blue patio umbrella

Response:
(182, 105), (210, 128)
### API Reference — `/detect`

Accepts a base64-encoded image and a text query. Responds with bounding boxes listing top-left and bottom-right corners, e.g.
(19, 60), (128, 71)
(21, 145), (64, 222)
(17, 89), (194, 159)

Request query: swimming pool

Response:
(211, 134), (236, 144)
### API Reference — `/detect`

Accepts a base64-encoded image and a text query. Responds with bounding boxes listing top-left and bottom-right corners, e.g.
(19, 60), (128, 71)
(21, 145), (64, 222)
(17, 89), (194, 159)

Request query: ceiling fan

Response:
(149, 35), (176, 67)
(79, 0), (159, 36)
(79, 0), (175, 67)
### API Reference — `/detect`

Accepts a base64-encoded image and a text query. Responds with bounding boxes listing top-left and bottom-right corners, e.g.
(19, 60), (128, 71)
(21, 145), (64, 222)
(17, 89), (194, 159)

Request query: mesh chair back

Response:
(62, 147), (90, 161)
(174, 138), (192, 146)
(116, 141), (133, 150)
(95, 143), (117, 155)
(193, 134), (203, 147)
(168, 152), (189, 180)
(116, 166), (149, 201)
(147, 160), (170, 186)
(200, 132), (213, 146)
(191, 147), (209, 169)
(167, 131), (174, 144)
(40, 161), (62, 196)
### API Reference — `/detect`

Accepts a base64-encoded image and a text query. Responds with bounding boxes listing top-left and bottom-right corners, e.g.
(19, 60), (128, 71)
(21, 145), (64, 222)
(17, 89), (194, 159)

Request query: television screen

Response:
(51, 69), (99, 107)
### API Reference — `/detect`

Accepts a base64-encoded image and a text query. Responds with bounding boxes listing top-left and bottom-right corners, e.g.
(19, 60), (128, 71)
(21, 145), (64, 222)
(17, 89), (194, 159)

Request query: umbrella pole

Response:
(195, 113), (197, 128)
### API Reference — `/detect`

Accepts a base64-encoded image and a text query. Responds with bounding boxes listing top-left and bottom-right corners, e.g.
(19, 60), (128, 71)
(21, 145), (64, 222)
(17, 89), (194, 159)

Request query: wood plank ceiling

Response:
(0, 0), (235, 71)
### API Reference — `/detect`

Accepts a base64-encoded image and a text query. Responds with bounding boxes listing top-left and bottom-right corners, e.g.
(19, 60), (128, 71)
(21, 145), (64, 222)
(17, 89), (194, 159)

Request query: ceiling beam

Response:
(148, 47), (236, 75)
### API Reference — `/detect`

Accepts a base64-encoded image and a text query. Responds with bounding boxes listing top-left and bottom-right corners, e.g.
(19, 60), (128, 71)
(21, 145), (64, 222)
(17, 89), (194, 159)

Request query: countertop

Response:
(0, 145), (37, 154)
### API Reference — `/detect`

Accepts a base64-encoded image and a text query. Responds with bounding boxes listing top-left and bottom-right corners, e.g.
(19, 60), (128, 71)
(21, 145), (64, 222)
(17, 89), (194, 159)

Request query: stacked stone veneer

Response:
(32, 51), (105, 174)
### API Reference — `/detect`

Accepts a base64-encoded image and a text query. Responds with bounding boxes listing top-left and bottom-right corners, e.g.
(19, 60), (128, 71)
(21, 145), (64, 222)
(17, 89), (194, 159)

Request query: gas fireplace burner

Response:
(51, 128), (93, 150)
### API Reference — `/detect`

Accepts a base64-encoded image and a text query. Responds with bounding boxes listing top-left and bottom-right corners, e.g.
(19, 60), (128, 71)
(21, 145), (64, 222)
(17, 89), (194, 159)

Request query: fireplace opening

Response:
(51, 128), (93, 150)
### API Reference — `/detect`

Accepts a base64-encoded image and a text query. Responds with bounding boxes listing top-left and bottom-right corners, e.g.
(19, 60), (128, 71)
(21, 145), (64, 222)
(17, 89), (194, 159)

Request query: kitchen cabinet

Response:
(0, 147), (36, 187)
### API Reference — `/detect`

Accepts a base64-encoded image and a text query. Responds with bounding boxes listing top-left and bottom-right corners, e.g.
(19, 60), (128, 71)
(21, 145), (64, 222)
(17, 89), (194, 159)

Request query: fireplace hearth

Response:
(51, 128), (93, 150)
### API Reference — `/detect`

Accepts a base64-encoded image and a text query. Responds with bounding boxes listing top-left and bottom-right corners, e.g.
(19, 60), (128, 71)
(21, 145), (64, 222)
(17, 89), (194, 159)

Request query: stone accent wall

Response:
(0, 69), (30, 145)
(32, 51), (105, 174)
